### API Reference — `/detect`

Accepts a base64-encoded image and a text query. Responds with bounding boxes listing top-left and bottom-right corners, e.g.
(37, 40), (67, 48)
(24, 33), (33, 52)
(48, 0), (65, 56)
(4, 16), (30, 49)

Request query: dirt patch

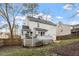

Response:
(3, 38), (22, 46)
(53, 41), (79, 56)
(0, 38), (22, 46)
(0, 39), (4, 47)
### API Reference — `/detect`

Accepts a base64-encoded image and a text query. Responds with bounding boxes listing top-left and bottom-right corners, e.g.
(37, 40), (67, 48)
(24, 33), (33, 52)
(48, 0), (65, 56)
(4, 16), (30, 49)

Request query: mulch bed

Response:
(53, 41), (79, 56)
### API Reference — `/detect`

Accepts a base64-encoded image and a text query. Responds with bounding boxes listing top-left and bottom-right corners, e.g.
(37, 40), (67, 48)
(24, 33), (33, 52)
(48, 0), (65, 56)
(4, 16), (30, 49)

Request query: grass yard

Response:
(0, 39), (79, 56)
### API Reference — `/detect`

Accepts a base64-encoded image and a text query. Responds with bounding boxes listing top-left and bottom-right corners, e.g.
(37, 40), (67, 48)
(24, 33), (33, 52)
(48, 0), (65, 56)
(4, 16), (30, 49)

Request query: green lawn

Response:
(0, 39), (79, 56)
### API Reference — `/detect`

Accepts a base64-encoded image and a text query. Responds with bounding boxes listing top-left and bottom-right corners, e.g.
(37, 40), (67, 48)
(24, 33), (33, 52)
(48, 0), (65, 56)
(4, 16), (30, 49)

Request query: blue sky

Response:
(38, 3), (79, 25)
(0, 3), (79, 26)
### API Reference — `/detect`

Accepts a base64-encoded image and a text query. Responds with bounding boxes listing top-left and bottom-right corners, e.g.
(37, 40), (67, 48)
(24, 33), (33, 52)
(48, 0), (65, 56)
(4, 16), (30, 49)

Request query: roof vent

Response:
(38, 16), (43, 20)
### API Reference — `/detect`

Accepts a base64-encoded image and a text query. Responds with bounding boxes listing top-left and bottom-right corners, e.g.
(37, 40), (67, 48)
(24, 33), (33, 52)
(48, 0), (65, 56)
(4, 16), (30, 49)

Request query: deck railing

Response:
(37, 35), (53, 40)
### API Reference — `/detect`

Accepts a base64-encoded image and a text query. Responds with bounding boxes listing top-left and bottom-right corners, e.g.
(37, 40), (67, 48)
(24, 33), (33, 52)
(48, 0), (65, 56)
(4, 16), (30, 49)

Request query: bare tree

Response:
(0, 3), (22, 39)
(42, 9), (52, 21)
(22, 3), (39, 17)
(64, 3), (79, 18)
(0, 3), (39, 39)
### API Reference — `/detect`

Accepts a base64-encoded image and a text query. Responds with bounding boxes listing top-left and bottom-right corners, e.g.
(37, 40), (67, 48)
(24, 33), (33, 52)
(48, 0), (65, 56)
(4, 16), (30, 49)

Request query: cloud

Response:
(15, 16), (25, 26)
(76, 13), (79, 16)
(75, 9), (79, 16)
(69, 20), (79, 25)
(33, 13), (52, 21)
(15, 16), (25, 20)
(76, 10), (79, 13)
(63, 4), (73, 11)
(42, 15), (53, 21)
(33, 13), (43, 18)
(56, 16), (63, 19)
(15, 13), (53, 22)
(74, 4), (79, 7)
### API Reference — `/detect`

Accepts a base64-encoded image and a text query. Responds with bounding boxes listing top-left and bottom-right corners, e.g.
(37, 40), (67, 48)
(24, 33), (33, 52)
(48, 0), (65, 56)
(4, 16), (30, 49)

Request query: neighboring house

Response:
(0, 32), (9, 39)
(56, 22), (72, 36)
(0, 25), (20, 39)
(21, 16), (56, 46)
(71, 24), (79, 35)
(0, 26), (9, 39)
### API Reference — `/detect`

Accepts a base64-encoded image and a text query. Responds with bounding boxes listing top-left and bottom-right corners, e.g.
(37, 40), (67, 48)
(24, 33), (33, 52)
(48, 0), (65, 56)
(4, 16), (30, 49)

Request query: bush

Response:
(57, 34), (79, 40)
(35, 41), (44, 46)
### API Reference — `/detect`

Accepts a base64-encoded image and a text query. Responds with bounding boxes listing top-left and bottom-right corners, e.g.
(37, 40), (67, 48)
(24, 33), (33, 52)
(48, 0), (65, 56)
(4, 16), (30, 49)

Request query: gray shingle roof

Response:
(22, 25), (31, 31)
(71, 28), (79, 32)
(27, 16), (56, 26)
(73, 24), (79, 27)
(35, 28), (48, 32)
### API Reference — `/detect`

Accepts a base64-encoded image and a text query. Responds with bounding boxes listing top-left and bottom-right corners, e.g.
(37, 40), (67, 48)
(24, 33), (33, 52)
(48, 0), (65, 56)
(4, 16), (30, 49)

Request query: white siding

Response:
(29, 21), (37, 31)
(56, 23), (71, 36)
(74, 26), (79, 29)
(28, 20), (56, 40)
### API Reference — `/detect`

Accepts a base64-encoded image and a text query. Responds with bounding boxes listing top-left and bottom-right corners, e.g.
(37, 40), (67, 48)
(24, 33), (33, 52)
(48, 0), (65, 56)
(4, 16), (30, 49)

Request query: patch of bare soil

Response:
(53, 41), (79, 56)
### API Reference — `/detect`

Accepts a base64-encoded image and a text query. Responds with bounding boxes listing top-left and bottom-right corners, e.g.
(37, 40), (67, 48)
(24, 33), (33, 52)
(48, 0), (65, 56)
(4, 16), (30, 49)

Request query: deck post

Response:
(32, 35), (33, 47)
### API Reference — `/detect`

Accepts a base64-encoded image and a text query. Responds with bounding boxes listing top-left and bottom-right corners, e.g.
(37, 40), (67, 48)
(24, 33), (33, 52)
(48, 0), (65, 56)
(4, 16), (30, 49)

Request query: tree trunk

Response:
(10, 28), (14, 39)
(8, 22), (14, 39)
(5, 4), (14, 40)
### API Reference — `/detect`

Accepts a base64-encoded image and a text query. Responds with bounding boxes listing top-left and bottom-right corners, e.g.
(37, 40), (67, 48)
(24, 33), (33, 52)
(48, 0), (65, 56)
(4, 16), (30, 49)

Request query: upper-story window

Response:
(60, 29), (63, 32)
(25, 31), (33, 39)
(37, 23), (39, 27)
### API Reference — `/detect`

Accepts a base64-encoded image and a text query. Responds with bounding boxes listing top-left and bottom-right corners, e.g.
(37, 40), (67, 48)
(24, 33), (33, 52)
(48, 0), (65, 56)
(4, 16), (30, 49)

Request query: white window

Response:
(38, 31), (45, 36)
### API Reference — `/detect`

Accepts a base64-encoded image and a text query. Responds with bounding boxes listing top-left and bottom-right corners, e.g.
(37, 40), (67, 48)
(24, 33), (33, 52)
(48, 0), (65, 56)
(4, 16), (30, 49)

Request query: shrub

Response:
(35, 41), (43, 46)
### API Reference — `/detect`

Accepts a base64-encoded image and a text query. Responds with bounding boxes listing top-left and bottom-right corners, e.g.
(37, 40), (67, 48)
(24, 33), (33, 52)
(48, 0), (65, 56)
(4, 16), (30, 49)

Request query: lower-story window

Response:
(30, 32), (33, 36)
(42, 32), (45, 36)
(40, 32), (45, 36)
(25, 31), (32, 39)
(36, 31), (45, 36)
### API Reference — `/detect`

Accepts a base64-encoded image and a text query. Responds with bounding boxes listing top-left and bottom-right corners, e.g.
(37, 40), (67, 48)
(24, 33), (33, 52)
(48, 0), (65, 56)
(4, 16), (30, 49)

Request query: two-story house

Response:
(21, 16), (56, 47)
